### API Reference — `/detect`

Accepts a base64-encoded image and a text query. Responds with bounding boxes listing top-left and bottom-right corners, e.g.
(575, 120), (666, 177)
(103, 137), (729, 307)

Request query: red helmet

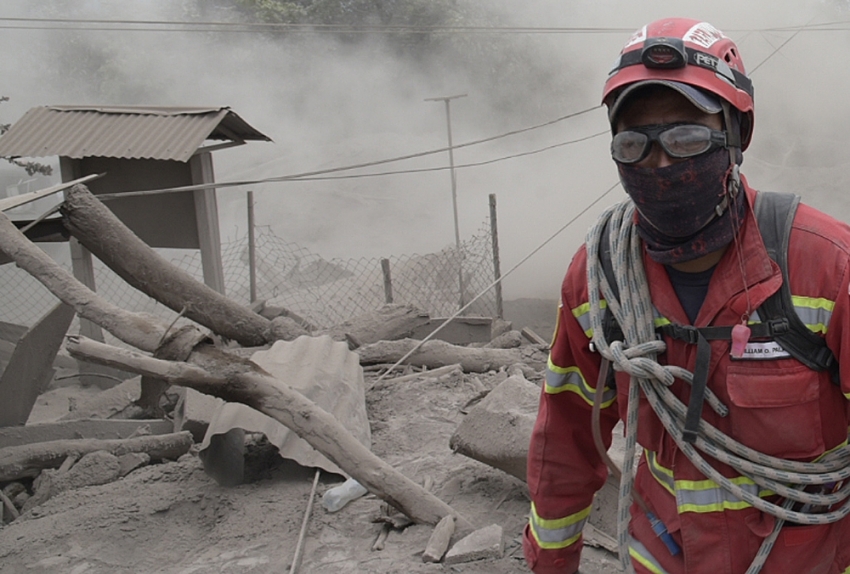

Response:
(603, 18), (754, 150)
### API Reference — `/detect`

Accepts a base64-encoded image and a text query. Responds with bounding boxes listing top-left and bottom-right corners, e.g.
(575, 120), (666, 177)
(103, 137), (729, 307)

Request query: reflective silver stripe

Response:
(749, 295), (834, 335)
(571, 301), (601, 338)
(647, 450), (771, 514)
(674, 479), (766, 513)
(545, 359), (616, 407)
(528, 503), (590, 549)
(646, 450), (675, 495)
(574, 310), (593, 338)
(544, 365), (583, 390)
(572, 299), (669, 338)
(792, 295), (833, 334)
(629, 537), (669, 574)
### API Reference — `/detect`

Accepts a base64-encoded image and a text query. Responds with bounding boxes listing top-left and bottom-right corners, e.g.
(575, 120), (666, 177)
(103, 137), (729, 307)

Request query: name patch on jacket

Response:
(732, 341), (791, 360)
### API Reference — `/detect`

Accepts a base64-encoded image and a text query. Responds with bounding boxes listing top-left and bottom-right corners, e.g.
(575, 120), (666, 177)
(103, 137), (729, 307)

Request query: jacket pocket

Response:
(763, 522), (838, 574)
(726, 362), (823, 459)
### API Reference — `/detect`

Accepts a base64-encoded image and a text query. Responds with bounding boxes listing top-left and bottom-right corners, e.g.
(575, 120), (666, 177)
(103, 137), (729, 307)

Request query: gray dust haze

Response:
(0, 0), (848, 300)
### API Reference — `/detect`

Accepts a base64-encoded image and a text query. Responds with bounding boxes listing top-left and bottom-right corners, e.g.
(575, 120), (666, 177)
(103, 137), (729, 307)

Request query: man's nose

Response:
(641, 142), (675, 168)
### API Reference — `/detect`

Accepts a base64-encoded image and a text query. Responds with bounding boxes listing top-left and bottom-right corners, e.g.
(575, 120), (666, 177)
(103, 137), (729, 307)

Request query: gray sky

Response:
(0, 0), (846, 299)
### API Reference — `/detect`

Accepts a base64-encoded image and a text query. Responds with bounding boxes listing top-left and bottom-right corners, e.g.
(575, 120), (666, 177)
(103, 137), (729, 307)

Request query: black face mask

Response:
(617, 148), (746, 264)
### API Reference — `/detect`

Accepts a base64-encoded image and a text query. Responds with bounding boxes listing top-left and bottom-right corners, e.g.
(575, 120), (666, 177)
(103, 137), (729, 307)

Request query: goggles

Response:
(611, 123), (727, 164)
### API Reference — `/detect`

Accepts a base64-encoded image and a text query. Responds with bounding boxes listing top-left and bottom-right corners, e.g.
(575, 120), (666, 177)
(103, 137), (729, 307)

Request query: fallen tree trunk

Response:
(61, 184), (271, 347)
(0, 207), (168, 351)
(317, 304), (431, 347)
(0, 197), (473, 532)
(0, 431), (193, 481)
(61, 184), (430, 349)
(358, 338), (547, 372)
(67, 335), (474, 532)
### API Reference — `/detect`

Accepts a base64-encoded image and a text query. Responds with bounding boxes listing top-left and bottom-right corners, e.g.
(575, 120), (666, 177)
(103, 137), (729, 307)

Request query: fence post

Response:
(489, 193), (503, 318)
(381, 258), (393, 304)
(247, 191), (257, 303)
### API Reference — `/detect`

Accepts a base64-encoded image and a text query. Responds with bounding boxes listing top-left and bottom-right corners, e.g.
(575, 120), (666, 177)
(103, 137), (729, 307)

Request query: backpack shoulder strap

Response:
(598, 217), (624, 344)
(753, 191), (838, 377)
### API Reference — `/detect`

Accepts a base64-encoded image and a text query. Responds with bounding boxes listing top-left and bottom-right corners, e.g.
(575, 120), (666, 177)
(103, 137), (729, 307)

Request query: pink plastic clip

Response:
(731, 323), (751, 358)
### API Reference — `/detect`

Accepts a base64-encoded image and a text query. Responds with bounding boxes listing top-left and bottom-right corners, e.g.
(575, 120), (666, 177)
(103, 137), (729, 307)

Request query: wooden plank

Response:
(0, 173), (101, 212)
(0, 418), (175, 449)
(521, 327), (549, 347)
(0, 303), (76, 427)
(410, 317), (493, 345)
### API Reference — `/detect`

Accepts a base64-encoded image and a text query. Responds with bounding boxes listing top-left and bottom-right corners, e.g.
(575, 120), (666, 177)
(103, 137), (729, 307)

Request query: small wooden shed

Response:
(0, 105), (271, 296)
(0, 106), (271, 386)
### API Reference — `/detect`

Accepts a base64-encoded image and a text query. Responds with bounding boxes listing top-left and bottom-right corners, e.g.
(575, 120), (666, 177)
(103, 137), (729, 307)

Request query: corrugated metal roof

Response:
(0, 106), (272, 162)
(200, 335), (370, 477)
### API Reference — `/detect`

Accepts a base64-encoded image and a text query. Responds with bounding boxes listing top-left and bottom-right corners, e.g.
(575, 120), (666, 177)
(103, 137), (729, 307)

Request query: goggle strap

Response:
(612, 47), (754, 98)
(721, 102), (742, 149)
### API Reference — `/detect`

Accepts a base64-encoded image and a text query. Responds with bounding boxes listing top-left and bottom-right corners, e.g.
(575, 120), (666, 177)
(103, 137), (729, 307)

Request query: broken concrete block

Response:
(422, 514), (455, 563)
(490, 318), (513, 339)
(59, 376), (142, 420)
(58, 451), (121, 491)
(449, 374), (539, 481)
(268, 316), (310, 341)
(486, 330), (523, 349)
(117, 452), (150, 477)
(174, 387), (226, 443)
(24, 451), (121, 513)
(444, 523), (503, 565)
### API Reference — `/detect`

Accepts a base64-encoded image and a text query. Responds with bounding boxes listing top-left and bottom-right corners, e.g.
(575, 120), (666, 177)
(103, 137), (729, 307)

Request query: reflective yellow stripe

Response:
(629, 538), (669, 574)
(528, 502), (591, 550)
(647, 450), (774, 514)
(571, 300), (606, 338)
(750, 296), (834, 335)
(550, 302), (562, 348)
(646, 450), (675, 496)
(572, 299), (670, 339)
(545, 358), (616, 407)
(675, 476), (773, 513)
(792, 295), (834, 334)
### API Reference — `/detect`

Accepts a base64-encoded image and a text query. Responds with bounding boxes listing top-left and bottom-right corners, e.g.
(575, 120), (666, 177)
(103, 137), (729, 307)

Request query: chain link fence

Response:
(0, 214), (500, 337)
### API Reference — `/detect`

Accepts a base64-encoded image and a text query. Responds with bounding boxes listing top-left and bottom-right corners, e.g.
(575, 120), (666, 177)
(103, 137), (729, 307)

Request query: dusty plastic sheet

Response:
(199, 335), (371, 476)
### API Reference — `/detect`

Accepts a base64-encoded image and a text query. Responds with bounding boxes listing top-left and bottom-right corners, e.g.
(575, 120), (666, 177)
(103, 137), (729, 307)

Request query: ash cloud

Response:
(0, 0), (845, 299)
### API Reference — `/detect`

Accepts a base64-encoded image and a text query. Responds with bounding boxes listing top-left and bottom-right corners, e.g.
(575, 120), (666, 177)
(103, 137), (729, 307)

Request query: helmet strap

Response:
(720, 101), (742, 212)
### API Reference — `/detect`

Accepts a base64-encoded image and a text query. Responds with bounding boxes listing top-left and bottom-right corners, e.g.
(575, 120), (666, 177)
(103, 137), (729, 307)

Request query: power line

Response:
(95, 105), (604, 199)
(285, 130), (608, 182)
(749, 17), (814, 75)
(0, 16), (636, 34)
(373, 179), (623, 382)
(4, 15), (850, 35)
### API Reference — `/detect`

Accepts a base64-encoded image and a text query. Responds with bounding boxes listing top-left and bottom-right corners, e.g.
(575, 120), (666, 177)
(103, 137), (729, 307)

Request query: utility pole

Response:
(247, 191), (257, 304)
(425, 93), (467, 309)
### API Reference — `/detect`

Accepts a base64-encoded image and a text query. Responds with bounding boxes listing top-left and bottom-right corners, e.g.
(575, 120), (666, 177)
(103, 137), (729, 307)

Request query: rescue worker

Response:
(523, 17), (850, 574)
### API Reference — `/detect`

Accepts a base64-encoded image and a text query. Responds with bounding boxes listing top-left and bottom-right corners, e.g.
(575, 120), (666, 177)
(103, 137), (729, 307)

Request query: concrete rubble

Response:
(444, 523), (504, 565)
(0, 183), (622, 571)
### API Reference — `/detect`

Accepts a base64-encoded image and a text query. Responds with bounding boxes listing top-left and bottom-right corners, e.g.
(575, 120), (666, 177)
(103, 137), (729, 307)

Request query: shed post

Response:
(61, 157), (104, 343)
(190, 152), (226, 296)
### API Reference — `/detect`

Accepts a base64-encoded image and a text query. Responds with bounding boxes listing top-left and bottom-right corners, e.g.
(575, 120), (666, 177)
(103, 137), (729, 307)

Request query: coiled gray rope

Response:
(585, 200), (850, 574)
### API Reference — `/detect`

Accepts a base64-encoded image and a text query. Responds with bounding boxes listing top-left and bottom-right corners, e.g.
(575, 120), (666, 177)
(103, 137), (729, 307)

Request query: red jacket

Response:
(524, 182), (850, 574)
